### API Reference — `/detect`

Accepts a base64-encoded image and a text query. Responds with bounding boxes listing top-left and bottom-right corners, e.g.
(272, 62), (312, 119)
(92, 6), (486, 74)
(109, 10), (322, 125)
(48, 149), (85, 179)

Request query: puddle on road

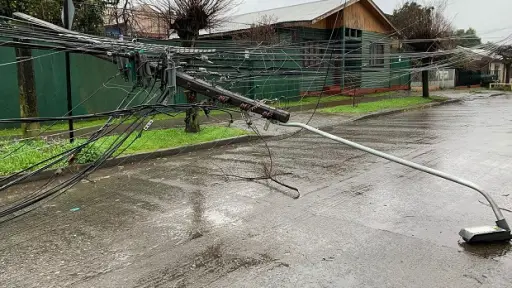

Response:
(458, 241), (511, 259)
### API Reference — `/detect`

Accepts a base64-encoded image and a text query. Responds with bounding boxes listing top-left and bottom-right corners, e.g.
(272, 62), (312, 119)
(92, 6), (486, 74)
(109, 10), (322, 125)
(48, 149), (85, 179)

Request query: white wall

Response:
(411, 69), (456, 90)
(490, 62), (506, 83)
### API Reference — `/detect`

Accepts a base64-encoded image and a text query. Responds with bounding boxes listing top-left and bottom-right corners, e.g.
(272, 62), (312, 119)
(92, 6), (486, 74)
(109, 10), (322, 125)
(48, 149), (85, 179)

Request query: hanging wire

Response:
(0, 7), (510, 222)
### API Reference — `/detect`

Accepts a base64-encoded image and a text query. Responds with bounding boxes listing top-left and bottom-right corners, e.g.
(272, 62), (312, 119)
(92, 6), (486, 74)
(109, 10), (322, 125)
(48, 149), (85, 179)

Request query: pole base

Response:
(459, 226), (512, 243)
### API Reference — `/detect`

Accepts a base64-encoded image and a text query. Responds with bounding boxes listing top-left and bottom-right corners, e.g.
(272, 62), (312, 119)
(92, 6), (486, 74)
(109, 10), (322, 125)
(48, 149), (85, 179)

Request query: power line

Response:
(0, 9), (509, 221)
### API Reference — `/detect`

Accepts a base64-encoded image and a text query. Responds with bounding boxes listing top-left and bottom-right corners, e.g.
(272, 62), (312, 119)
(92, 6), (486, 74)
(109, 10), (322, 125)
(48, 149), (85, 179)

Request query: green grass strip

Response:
(0, 110), (230, 137)
(320, 97), (434, 114)
(0, 126), (248, 176)
(280, 95), (351, 107)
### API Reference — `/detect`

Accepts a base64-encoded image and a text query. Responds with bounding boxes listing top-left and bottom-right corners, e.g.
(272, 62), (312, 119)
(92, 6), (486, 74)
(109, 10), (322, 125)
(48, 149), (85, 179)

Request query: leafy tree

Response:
(73, 1), (108, 35)
(0, 0), (107, 34)
(391, 1), (453, 98)
(454, 28), (481, 48)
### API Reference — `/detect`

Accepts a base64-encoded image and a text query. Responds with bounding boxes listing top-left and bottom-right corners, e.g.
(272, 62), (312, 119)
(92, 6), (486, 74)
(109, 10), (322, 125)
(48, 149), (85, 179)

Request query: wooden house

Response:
(199, 0), (411, 97)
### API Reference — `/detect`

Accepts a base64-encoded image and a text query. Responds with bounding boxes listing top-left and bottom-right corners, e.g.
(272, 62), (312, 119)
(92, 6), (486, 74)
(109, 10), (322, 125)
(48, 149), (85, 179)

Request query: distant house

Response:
(490, 62), (509, 83)
(456, 46), (511, 86)
(199, 0), (411, 96)
(104, 4), (169, 39)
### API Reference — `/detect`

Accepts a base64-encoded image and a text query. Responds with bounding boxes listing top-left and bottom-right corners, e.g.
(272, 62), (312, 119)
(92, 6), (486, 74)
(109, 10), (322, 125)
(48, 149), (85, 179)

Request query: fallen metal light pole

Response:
(6, 13), (510, 243)
(279, 122), (512, 244)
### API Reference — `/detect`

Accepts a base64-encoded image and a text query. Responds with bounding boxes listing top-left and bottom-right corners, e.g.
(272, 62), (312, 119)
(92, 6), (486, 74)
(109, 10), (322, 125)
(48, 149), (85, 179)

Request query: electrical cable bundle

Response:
(0, 6), (510, 223)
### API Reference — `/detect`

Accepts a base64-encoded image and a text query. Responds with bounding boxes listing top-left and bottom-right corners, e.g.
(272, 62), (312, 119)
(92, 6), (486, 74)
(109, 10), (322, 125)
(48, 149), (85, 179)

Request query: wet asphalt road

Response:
(2, 93), (512, 287)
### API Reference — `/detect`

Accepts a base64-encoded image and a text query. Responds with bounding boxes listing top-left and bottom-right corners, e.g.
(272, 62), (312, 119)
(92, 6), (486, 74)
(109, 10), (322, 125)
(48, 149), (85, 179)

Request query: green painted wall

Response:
(361, 31), (391, 89)
(0, 47), (20, 122)
(283, 27), (344, 92)
(0, 29), (411, 128)
(390, 55), (411, 87)
(0, 46), (154, 128)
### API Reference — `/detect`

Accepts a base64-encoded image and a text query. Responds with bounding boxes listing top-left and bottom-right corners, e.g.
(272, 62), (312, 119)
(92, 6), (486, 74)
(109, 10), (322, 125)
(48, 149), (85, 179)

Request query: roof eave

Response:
(311, 0), (398, 34)
(311, 0), (359, 24)
(199, 21), (311, 39)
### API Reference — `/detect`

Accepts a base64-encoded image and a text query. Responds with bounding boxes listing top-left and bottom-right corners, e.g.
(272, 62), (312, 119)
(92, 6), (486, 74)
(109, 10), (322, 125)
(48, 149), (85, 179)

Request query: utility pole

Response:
(63, 0), (74, 142)
(341, 2), (349, 106)
(341, 13), (345, 95)
(15, 39), (40, 138)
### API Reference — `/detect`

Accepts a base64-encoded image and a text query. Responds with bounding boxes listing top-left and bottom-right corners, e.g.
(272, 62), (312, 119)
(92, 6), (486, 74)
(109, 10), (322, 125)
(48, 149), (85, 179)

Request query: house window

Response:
(369, 43), (385, 67)
(303, 41), (324, 68)
(345, 28), (362, 38)
(493, 63), (501, 78)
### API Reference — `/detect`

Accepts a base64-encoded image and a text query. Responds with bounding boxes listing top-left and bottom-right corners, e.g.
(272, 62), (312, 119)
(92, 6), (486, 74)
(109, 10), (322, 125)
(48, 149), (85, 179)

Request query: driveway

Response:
(1, 93), (512, 287)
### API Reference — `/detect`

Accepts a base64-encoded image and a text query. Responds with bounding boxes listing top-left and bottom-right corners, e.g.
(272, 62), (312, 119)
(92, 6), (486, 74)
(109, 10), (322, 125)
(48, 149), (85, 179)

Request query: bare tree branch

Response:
(232, 15), (280, 46)
(105, 0), (169, 39)
(391, 0), (454, 52)
(137, 0), (237, 44)
(391, 0), (453, 97)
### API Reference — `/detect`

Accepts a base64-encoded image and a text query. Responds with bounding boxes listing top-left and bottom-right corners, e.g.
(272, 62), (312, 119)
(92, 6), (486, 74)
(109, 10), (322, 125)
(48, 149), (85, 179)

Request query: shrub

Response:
(72, 142), (105, 164)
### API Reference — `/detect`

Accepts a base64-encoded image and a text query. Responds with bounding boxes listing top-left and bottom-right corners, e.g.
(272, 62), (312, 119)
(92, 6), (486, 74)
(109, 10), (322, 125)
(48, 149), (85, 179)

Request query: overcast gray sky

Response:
(233, 0), (512, 43)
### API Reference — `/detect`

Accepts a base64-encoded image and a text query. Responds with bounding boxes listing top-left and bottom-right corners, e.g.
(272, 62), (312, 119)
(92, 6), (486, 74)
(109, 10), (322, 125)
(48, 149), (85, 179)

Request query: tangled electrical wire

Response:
(0, 9), (511, 223)
(0, 12), (295, 222)
(0, 102), (242, 221)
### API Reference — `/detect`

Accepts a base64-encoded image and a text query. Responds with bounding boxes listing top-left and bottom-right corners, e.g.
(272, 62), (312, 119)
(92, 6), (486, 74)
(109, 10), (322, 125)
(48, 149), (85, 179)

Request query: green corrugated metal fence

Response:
(0, 29), (410, 128)
(361, 31), (391, 89)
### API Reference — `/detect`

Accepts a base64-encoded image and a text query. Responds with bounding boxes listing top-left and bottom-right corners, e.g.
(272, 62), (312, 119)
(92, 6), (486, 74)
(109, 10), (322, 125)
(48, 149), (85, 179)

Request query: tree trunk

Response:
(15, 41), (40, 138)
(421, 58), (430, 98)
(183, 38), (200, 133)
(184, 93), (200, 133)
(506, 63), (511, 84)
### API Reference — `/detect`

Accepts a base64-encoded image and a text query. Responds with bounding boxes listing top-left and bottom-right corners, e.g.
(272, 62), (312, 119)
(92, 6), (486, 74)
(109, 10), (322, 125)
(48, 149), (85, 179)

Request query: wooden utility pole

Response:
(183, 38), (201, 133)
(341, 9), (346, 95)
(422, 58), (430, 98)
(15, 40), (40, 138)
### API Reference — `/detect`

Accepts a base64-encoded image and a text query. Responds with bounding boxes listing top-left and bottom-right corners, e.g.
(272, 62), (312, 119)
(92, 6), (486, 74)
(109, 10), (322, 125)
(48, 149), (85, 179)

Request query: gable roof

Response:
(200, 0), (396, 36)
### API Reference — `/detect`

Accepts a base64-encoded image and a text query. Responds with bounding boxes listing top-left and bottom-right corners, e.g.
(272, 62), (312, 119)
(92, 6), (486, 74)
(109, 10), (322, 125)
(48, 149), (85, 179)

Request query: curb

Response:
(2, 99), (462, 184)
(278, 99), (463, 136)
(351, 99), (462, 122)
(0, 135), (267, 185)
(0, 95), (420, 141)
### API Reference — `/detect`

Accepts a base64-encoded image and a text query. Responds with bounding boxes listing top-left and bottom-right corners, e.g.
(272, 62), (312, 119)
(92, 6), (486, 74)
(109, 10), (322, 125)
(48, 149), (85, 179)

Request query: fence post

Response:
(63, 0), (74, 143)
